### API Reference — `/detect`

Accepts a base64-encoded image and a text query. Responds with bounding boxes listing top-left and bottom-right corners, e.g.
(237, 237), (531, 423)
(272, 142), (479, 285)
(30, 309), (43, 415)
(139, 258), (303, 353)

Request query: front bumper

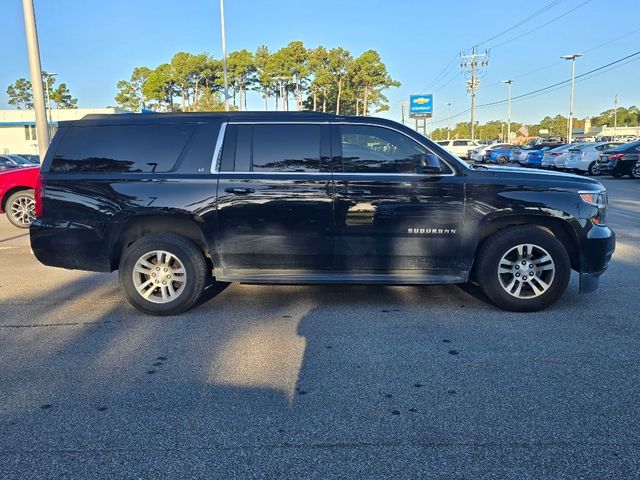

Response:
(577, 224), (615, 293)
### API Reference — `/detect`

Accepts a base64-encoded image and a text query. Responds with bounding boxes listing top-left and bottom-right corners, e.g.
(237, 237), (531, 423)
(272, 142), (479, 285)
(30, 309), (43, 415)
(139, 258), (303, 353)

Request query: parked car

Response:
(0, 154), (34, 172)
(540, 144), (577, 169)
(512, 143), (563, 166)
(565, 142), (625, 175)
(0, 165), (39, 228)
(522, 144), (564, 168)
(469, 143), (515, 163)
(595, 141), (640, 178)
(483, 146), (516, 164)
(31, 112), (615, 315)
(16, 154), (40, 164)
(435, 139), (480, 159)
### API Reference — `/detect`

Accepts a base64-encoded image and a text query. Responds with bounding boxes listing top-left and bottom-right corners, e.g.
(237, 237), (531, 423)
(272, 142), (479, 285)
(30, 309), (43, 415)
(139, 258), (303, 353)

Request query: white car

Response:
(469, 143), (515, 163)
(540, 144), (578, 169)
(435, 139), (480, 159)
(564, 141), (625, 174)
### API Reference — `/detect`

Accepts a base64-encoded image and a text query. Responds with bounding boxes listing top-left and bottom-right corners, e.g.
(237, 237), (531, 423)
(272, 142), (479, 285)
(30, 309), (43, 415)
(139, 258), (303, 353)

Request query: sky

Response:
(3, 0), (640, 128)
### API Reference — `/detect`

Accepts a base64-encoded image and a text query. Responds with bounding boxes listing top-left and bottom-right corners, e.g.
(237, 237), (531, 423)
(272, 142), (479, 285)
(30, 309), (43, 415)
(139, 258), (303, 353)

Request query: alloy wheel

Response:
(497, 243), (556, 299)
(9, 195), (36, 227)
(132, 250), (187, 304)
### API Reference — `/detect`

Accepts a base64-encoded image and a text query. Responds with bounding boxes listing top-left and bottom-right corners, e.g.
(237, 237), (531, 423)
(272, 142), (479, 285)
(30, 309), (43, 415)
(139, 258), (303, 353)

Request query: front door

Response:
(216, 122), (334, 278)
(332, 124), (466, 279)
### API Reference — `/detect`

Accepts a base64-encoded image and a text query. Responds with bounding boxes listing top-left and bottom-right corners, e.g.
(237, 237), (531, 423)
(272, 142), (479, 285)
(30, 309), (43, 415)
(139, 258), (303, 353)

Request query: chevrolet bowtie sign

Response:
(409, 94), (433, 117)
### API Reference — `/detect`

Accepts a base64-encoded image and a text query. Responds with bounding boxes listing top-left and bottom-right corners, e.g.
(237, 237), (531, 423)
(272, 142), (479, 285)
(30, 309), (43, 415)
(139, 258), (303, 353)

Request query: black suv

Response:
(30, 112), (615, 315)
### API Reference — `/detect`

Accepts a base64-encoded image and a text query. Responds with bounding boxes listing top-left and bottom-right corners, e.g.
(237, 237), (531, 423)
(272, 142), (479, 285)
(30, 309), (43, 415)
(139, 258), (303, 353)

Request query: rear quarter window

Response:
(50, 124), (196, 173)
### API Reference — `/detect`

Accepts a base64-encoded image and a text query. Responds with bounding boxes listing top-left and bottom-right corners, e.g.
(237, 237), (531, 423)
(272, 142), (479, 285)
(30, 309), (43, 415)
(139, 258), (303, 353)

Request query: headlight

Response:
(580, 190), (608, 225)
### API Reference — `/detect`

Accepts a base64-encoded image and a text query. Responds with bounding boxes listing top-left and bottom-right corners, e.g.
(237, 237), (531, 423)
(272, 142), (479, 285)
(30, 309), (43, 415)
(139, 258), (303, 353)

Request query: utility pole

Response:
(219, 0), (229, 112)
(501, 80), (513, 142)
(614, 94), (618, 139)
(461, 46), (489, 142)
(22, 0), (49, 160)
(561, 53), (582, 143)
(446, 102), (452, 140)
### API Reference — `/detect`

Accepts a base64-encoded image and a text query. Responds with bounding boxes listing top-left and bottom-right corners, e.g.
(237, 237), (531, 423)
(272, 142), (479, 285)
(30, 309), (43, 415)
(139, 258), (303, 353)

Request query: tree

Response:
(307, 46), (331, 112)
(327, 48), (352, 115)
(7, 73), (78, 110)
(115, 67), (152, 111)
(7, 78), (33, 109)
(51, 83), (78, 108)
(349, 50), (400, 116)
(227, 49), (256, 111)
(253, 45), (273, 110)
(142, 64), (178, 111)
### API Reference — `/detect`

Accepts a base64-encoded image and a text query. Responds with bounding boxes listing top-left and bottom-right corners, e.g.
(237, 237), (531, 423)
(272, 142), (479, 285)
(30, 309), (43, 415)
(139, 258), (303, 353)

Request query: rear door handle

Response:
(338, 189), (371, 196)
(224, 187), (255, 195)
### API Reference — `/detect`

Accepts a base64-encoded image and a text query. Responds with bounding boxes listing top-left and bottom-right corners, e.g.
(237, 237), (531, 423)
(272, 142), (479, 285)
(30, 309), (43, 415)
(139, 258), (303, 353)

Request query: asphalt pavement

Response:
(0, 177), (638, 479)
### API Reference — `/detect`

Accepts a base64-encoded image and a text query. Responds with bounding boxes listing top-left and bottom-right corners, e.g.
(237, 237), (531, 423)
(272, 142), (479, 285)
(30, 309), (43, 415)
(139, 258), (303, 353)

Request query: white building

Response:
(573, 117), (640, 140)
(0, 108), (124, 154)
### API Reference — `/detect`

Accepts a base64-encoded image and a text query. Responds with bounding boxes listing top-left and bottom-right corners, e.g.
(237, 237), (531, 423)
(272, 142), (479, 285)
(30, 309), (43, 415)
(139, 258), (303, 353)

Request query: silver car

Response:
(565, 142), (624, 174)
(540, 144), (577, 169)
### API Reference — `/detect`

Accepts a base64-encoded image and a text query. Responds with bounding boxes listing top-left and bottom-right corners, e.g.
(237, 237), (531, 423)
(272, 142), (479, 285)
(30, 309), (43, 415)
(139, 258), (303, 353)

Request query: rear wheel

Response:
(497, 154), (508, 165)
(476, 226), (571, 312)
(119, 234), (208, 315)
(587, 162), (599, 176)
(629, 161), (640, 179)
(5, 190), (35, 228)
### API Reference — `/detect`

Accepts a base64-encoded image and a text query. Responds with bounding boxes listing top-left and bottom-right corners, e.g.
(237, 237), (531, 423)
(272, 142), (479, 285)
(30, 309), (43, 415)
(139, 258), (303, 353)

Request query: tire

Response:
(587, 162), (599, 176)
(497, 155), (508, 165)
(119, 234), (208, 316)
(475, 226), (571, 312)
(5, 190), (35, 229)
(629, 161), (640, 179)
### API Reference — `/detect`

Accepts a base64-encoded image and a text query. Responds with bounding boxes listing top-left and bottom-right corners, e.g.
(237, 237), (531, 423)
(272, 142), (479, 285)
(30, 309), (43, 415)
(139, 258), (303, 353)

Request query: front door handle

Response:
(337, 189), (371, 196)
(224, 187), (255, 195)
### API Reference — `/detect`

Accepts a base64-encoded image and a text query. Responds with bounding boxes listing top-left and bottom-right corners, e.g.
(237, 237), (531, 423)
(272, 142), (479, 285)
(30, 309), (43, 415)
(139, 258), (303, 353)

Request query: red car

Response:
(0, 166), (40, 228)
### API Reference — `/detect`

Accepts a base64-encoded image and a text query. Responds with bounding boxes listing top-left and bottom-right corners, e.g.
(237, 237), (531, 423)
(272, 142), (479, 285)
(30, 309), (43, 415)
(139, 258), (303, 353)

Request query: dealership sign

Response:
(409, 94), (433, 117)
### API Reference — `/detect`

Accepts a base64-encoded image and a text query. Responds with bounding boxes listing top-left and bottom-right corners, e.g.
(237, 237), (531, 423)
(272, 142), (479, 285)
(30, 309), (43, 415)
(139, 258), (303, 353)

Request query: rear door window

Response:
(251, 124), (322, 173)
(51, 124), (196, 173)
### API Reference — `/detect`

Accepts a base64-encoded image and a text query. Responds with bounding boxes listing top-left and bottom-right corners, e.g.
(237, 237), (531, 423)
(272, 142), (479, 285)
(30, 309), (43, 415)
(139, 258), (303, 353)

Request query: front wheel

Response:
(475, 226), (571, 312)
(497, 155), (508, 165)
(119, 234), (208, 315)
(5, 190), (35, 228)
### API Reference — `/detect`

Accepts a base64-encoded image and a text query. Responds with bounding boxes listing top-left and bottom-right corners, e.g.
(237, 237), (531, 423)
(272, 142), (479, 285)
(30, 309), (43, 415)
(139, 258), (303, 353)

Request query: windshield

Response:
(7, 155), (31, 165)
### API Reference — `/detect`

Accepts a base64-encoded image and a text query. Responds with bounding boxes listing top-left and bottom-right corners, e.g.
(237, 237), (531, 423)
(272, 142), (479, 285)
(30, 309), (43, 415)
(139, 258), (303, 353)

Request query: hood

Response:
(472, 164), (605, 189)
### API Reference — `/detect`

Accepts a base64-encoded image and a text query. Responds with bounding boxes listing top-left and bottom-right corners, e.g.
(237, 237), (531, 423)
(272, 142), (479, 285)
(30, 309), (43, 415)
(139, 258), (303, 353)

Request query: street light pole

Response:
(219, 0), (229, 112)
(561, 54), (582, 143)
(446, 102), (452, 140)
(614, 94), (618, 139)
(21, 0), (49, 160)
(501, 80), (513, 142)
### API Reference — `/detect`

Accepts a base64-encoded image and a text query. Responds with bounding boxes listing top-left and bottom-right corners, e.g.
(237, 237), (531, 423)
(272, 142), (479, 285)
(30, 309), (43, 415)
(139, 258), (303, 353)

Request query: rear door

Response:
(331, 123), (466, 278)
(215, 122), (334, 278)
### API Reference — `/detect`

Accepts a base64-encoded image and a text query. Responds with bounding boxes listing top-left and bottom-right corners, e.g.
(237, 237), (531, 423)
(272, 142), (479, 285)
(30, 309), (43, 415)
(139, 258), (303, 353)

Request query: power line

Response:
(473, 0), (562, 48)
(490, 0), (593, 50)
(429, 50), (640, 126)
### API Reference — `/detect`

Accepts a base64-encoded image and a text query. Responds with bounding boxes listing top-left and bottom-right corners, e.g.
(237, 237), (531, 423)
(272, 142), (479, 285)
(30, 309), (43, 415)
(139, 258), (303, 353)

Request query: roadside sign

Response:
(409, 94), (433, 117)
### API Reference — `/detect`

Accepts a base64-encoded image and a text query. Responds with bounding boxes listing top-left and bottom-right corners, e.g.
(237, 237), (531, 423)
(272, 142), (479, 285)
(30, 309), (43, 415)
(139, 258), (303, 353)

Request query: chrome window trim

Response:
(210, 122), (228, 174)
(223, 120), (459, 177)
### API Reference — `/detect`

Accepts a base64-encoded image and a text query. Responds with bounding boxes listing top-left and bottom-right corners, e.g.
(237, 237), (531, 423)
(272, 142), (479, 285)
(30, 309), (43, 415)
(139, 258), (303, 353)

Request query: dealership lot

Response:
(0, 178), (638, 478)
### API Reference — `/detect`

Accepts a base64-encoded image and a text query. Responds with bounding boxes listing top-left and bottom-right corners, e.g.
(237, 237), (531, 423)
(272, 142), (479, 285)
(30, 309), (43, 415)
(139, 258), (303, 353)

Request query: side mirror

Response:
(420, 153), (443, 174)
